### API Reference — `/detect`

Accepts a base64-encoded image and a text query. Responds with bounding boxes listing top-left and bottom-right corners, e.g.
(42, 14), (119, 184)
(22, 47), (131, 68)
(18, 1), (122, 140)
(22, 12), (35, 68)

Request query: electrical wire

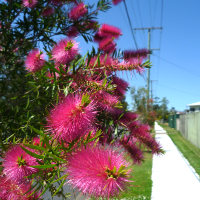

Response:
(156, 83), (200, 98)
(123, 0), (138, 49)
(129, 0), (146, 47)
(148, 0), (153, 27)
(152, 54), (200, 78)
(152, 0), (158, 26)
(134, 0), (146, 45)
(155, 0), (164, 92)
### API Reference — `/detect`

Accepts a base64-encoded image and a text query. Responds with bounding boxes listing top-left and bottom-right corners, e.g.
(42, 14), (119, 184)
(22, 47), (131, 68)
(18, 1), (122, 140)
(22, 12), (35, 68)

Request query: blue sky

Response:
(77, 0), (200, 111)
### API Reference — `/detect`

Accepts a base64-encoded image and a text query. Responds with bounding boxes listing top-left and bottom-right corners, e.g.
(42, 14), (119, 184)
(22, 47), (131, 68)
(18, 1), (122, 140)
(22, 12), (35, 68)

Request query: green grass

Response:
(159, 123), (200, 176)
(116, 152), (153, 200)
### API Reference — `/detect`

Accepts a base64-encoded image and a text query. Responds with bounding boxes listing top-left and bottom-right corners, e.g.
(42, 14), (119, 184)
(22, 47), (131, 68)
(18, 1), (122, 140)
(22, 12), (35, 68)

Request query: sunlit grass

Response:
(116, 152), (153, 200)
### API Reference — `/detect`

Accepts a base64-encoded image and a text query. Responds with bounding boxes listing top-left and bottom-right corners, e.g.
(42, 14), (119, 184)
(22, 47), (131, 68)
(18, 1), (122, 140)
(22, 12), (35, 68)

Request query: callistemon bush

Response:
(0, 0), (162, 199)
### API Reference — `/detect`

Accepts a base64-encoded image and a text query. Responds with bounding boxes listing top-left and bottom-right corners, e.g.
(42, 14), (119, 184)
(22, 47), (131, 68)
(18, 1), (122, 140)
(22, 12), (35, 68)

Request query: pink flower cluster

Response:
(23, 0), (37, 8)
(0, 145), (40, 199)
(69, 2), (88, 20)
(25, 49), (45, 73)
(3, 145), (38, 184)
(67, 144), (131, 198)
(0, 176), (39, 200)
(94, 24), (122, 54)
(112, 0), (123, 5)
(47, 94), (97, 143)
(51, 38), (79, 65)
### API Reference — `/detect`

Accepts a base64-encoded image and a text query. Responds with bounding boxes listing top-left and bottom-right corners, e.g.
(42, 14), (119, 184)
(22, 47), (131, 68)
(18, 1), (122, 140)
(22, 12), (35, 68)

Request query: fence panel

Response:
(177, 112), (200, 149)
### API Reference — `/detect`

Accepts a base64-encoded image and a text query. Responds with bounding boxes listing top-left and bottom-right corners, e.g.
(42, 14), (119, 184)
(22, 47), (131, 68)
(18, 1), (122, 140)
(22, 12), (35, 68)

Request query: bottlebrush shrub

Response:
(0, 0), (162, 199)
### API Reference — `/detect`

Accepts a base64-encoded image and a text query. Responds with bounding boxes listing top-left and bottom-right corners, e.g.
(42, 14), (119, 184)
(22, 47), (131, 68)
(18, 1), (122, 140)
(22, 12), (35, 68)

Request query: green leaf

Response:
(23, 143), (47, 152)
(52, 178), (66, 197)
(81, 93), (90, 106)
(113, 166), (117, 174)
(31, 164), (57, 169)
(88, 130), (102, 142)
(29, 126), (44, 136)
(25, 97), (29, 109)
(21, 146), (44, 159)
(49, 153), (65, 162)
(51, 174), (68, 184)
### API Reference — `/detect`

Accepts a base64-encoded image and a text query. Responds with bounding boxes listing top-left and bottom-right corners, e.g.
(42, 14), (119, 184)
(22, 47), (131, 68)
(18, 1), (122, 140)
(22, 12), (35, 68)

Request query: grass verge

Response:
(116, 152), (153, 200)
(159, 123), (200, 176)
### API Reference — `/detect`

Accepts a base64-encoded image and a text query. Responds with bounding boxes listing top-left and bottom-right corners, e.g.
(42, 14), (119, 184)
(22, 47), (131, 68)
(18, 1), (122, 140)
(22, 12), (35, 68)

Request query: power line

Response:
(148, 0), (153, 27)
(156, 83), (200, 98)
(159, 0), (164, 50)
(152, 54), (200, 78)
(129, 0), (146, 46)
(135, 0), (146, 45)
(156, 0), (164, 88)
(152, 0), (158, 26)
(123, 0), (138, 49)
(119, 3), (130, 29)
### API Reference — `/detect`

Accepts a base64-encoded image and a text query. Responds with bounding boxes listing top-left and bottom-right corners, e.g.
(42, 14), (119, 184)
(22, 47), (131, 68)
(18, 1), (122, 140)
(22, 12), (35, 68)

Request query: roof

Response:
(187, 102), (200, 107)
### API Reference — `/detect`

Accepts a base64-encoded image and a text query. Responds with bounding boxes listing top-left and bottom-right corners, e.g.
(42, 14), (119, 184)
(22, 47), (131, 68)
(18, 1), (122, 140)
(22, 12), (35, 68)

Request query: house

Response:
(187, 101), (200, 112)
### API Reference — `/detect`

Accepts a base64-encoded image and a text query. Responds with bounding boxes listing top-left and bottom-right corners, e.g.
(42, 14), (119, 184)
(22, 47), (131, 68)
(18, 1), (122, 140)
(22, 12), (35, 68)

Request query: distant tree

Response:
(131, 86), (147, 113)
(131, 87), (170, 124)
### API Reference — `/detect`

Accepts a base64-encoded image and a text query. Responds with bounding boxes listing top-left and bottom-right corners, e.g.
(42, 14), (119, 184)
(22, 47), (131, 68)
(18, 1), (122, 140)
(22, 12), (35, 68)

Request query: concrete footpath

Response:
(151, 122), (200, 200)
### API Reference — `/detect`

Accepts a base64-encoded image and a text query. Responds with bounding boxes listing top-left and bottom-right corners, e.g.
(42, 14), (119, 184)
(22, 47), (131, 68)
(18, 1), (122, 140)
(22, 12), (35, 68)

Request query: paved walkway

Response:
(151, 122), (200, 200)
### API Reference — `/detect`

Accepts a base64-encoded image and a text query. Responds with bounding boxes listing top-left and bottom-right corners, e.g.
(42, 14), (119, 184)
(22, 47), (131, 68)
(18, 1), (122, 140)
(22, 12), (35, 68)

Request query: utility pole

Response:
(150, 80), (158, 104)
(134, 27), (162, 110)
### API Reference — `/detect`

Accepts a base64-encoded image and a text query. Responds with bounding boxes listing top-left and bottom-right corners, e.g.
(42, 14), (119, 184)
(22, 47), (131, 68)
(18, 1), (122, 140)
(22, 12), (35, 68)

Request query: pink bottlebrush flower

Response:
(2, 145), (38, 184)
(69, 2), (88, 20)
(25, 49), (45, 73)
(66, 26), (79, 37)
(135, 65), (145, 74)
(46, 94), (97, 143)
(42, 7), (55, 17)
(94, 32), (105, 43)
(112, 0), (123, 5)
(99, 24), (122, 39)
(92, 90), (119, 114)
(112, 76), (129, 96)
(120, 135), (143, 164)
(124, 49), (150, 60)
(99, 37), (116, 53)
(0, 176), (39, 200)
(99, 127), (114, 145)
(114, 57), (146, 72)
(23, 0), (38, 8)
(134, 124), (161, 153)
(67, 144), (131, 198)
(128, 123), (162, 154)
(84, 20), (98, 31)
(51, 38), (79, 64)
(88, 55), (115, 68)
(119, 112), (138, 127)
